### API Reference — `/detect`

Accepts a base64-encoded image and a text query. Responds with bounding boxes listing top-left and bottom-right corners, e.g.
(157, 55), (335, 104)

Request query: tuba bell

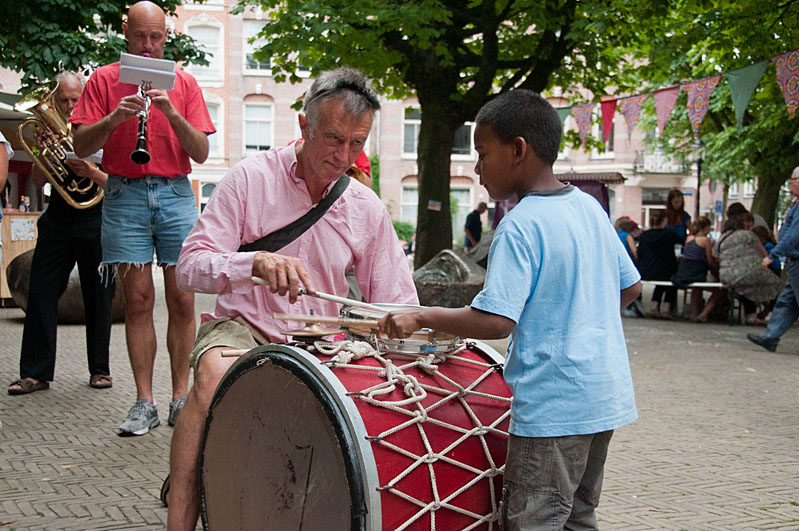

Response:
(16, 83), (104, 210)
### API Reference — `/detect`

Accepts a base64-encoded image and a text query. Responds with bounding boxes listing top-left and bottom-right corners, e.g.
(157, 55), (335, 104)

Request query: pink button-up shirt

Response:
(176, 144), (418, 342)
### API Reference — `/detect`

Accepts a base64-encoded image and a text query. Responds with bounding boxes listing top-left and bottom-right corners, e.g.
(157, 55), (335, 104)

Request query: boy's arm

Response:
(621, 281), (642, 309)
(379, 306), (515, 340)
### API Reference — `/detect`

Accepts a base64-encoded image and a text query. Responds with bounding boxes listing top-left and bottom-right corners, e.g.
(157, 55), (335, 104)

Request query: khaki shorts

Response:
(188, 317), (268, 370)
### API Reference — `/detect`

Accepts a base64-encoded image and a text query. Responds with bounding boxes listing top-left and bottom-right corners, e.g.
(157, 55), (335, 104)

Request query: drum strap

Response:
(238, 174), (350, 253)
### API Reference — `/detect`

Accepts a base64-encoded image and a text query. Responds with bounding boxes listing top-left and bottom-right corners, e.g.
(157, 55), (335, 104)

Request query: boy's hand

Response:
(379, 309), (423, 339)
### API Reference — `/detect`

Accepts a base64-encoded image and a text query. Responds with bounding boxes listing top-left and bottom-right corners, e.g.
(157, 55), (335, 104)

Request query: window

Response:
(186, 25), (220, 78)
(200, 183), (216, 211)
(206, 102), (221, 157)
(244, 20), (270, 71)
(401, 185), (418, 227)
(402, 105), (473, 158)
(244, 103), (273, 152)
(452, 124), (473, 156)
(744, 180), (755, 198)
(591, 109), (615, 158)
(642, 187), (670, 205)
(728, 182), (739, 197)
(403, 107), (421, 155)
(450, 187), (473, 241)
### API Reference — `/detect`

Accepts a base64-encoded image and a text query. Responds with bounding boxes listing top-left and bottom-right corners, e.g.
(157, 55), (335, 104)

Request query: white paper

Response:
(119, 53), (176, 90)
(65, 150), (103, 164)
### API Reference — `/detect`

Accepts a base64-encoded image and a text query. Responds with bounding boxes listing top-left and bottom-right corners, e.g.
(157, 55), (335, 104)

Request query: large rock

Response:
(413, 249), (486, 308)
(6, 249), (126, 323)
(462, 229), (494, 269)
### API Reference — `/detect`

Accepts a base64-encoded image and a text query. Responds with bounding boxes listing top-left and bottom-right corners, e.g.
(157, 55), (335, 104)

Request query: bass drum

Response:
(199, 341), (511, 530)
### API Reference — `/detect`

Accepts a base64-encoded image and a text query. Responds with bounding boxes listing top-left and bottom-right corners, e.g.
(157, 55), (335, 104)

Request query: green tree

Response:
(623, 0), (799, 227)
(234, 0), (661, 267)
(0, 0), (207, 88)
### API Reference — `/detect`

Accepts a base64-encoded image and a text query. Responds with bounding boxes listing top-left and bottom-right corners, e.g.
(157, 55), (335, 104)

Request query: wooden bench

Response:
(639, 280), (741, 324)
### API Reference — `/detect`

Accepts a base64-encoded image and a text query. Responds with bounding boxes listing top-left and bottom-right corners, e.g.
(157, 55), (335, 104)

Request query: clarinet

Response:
(131, 81), (151, 165)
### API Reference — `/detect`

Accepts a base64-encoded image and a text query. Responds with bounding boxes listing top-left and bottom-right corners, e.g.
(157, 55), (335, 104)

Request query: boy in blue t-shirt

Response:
(379, 90), (641, 529)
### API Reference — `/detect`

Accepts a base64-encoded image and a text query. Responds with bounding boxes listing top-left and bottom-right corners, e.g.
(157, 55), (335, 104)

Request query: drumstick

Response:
(221, 349), (249, 357)
(251, 276), (386, 313)
(273, 312), (380, 328)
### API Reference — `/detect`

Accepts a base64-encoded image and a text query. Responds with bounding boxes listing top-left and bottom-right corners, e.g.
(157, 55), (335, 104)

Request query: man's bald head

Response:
(123, 1), (167, 59)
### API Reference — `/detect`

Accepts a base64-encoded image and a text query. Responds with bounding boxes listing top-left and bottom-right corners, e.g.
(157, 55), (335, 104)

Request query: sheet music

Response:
(119, 52), (177, 90)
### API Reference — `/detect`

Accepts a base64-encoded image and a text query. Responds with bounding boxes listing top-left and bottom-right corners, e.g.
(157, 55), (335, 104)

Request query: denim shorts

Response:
(101, 175), (198, 266)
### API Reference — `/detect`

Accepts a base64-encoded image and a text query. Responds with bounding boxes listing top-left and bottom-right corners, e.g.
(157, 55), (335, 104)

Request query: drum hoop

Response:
(464, 339), (506, 366)
(198, 344), (382, 531)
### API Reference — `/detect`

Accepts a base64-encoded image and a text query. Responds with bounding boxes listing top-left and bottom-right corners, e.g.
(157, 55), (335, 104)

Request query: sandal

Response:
(160, 474), (170, 507)
(89, 374), (113, 389)
(8, 378), (50, 395)
(745, 317), (761, 325)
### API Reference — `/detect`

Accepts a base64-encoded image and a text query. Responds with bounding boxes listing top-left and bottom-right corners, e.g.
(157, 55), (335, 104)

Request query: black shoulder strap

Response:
(238, 174), (350, 253)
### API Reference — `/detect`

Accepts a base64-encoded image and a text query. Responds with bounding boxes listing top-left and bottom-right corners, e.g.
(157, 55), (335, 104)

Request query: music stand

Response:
(119, 52), (176, 90)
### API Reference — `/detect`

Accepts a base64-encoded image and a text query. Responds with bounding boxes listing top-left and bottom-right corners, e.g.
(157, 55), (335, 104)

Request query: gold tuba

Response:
(16, 83), (104, 209)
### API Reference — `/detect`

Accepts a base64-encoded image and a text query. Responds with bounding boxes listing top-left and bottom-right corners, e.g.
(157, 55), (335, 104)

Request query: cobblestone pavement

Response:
(0, 279), (798, 530)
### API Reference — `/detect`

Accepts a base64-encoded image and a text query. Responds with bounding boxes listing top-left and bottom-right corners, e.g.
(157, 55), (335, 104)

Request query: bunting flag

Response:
(555, 105), (573, 126)
(683, 74), (722, 139)
(617, 94), (649, 139)
(652, 86), (680, 135)
(600, 99), (617, 144)
(772, 50), (799, 118)
(572, 103), (595, 146)
(728, 60), (768, 130)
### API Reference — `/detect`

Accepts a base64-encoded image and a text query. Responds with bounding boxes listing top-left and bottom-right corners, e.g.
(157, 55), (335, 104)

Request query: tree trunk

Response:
(413, 105), (459, 269)
(751, 170), (788, 228)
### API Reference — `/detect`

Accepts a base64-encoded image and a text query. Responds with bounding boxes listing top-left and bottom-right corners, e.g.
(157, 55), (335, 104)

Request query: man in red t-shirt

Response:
(71, 1), (215, 436)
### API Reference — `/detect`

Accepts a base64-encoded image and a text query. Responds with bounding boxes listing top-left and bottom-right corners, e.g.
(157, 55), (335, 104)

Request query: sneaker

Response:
(622, 308), (638, 318)
(119, 398), (160, 436)
(746, 333), (778, 353)
(168, 396), (187, 427)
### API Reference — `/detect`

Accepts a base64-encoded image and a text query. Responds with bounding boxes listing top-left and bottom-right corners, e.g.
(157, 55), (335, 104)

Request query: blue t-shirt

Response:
(471, 187), (640, 437)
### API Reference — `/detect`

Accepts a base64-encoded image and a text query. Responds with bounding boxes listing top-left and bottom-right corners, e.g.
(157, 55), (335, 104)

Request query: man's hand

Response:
(252, 252), (315, 304)
(146, 88), (176, 119)
(33, 127), (56, 153)
(378, 309), (423, 339)
(109, 93), (146, 127)
(762, 256), (775, 271)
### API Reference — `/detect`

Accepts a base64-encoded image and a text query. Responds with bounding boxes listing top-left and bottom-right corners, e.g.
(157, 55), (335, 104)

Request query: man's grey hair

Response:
(54, 70), (85, 88)
(302, 67), (380, 136)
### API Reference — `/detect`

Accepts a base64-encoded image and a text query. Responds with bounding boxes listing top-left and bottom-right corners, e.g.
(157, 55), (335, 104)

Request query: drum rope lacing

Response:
(315, 339), (511, 530)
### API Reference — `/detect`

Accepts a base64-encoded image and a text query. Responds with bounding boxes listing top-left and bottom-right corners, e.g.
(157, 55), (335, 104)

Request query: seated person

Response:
(638, 210), (685, 318)
(671, 216), (721, 322)
(713, 215), (782, 325)
(165, 68), (418, 530)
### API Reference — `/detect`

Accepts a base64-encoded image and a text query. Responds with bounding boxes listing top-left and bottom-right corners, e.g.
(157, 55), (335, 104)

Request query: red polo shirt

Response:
(70, 62), (216, 178)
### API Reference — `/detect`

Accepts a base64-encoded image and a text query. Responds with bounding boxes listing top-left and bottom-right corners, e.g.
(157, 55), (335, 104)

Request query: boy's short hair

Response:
(475, 89), (562, 165)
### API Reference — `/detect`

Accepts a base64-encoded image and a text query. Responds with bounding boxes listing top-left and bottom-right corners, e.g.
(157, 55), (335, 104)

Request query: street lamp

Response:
(689, 140), (705, 220)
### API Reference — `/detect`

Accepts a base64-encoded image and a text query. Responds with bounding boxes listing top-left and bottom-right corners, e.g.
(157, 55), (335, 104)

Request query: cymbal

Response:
(283, 323), (345, 338)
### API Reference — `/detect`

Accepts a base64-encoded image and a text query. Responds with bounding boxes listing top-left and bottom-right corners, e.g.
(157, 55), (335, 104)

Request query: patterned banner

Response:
(683, 75), (722, 139)
(600, 99), (617, 144)
(617, 94), (649, 139)
(771, 50), (799, 118)
(572, 103), (596, 146)
(652, 86), (680, 135)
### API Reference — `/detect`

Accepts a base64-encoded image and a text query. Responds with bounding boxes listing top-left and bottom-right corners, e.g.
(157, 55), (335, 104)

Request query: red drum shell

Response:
(200, 341), (511, 530)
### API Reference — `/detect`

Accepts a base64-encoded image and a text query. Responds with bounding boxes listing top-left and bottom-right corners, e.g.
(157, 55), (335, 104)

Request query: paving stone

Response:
(1, 281), (799, 528)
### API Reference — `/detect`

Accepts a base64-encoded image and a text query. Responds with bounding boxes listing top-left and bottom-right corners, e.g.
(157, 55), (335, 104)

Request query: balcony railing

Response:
(634, 150), (687, 174)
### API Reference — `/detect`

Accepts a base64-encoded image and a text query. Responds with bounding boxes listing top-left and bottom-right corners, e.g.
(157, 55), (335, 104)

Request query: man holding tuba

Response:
(8, 71), (115, 396)
(70, 1), (215, 435)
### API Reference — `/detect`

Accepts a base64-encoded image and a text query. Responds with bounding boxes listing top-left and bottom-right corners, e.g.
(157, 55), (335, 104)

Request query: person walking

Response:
(748, 167), (799, 352)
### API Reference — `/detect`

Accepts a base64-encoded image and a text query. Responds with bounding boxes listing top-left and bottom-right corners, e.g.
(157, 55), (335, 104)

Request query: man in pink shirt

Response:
(165, 67), (418, 530)
(70, 1), (215, 436)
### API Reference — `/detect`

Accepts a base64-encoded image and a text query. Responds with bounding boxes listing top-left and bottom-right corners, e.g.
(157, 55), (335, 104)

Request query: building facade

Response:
(0, 4), (756, 238)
